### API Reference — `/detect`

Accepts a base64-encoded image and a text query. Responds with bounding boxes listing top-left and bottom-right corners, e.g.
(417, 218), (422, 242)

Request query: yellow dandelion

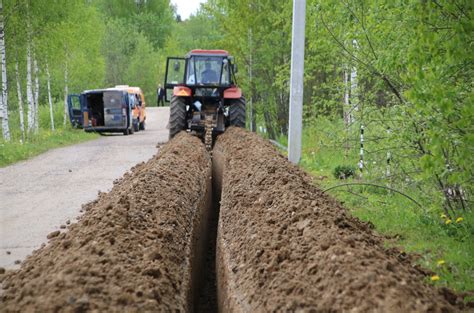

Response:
(445, 219), (452, 225)
(431, 275), (440, 281)
(455, 217), (464, 223)
(436, 260), (445, 266)
(440, 214), (447, 219)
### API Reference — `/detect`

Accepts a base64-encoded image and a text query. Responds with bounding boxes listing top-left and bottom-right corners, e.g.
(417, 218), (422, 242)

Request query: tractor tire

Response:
(229, 97), (246, 128)
(169, 96), (187, 139)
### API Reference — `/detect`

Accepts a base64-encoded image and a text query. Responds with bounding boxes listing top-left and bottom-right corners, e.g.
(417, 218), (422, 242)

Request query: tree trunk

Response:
(248, 28), (256, 132)
(33, 54), (39, 131)
(0, 0), (10, 141)
(63, 59), (68, 126)
(15, 55), (25, 141)
(276, 90), (288, 135)
(351, 40), (362, 173)
(263, 109), (276, 140)
(343, 66), (350, 126)
(26, 42), (34, 134)
(343, 67), (350, 157)
(26, 0), (35, 134)
(46, 62), (54, 131)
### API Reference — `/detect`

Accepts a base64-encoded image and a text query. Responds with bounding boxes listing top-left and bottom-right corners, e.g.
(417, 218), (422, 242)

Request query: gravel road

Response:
(0, 107), (169, 269)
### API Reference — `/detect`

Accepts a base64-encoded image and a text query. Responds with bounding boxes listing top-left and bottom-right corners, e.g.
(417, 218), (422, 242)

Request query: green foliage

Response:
(2, 0), (176, 148)
(333, 164), (356, 180)
(300, 118), (474, 294)
(93, 0), (174, 49)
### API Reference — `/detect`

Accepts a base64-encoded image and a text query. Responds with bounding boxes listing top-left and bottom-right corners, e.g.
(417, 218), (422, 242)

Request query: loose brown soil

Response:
(0, 132), (211, 312)
(214, 127), (466, 313)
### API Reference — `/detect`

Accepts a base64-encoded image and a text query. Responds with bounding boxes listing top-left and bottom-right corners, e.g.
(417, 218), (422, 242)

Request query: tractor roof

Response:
(187, 49), (229, 57)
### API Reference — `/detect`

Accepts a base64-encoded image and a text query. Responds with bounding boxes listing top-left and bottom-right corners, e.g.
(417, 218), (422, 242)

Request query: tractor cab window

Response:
(221, 59), (230, 85)
(187, 56), (230, 86)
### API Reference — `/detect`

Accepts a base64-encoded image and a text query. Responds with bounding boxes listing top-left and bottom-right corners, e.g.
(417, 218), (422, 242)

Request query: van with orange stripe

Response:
(115, 85), (147, 132)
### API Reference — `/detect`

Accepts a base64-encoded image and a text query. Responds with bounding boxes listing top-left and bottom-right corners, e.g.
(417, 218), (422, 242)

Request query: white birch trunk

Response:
(350, 40), (359, 121)
(33, 55), (39, 131)
(0, 0), (10, 141)
(26, 43), (34, 133)
(15, 56), (25, 141)
(350, 66), (358, 119)
(343, 67), (350, 157)
(63, 59), (68, 126)
(46, 62), (54, 130)
(343, 67), (350, 126)
(351, 40), (363, 175)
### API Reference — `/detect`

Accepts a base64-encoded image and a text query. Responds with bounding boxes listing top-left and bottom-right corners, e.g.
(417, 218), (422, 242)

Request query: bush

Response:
(333, 165), (356, 180)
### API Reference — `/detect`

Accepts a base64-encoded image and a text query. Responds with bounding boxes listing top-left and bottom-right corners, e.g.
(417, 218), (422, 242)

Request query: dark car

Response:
(68, 88), (135, 135)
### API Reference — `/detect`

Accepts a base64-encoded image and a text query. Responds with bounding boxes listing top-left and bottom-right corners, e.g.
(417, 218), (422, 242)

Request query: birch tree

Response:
(63, 53), (68, 126)
(26, 40), (34, 133)
(25, 2), (35, 134)
(15, 54), (25, 141)
(0, 0), (10, 141)
(45, 61), (54, 130)
(33, 54), (39, 131)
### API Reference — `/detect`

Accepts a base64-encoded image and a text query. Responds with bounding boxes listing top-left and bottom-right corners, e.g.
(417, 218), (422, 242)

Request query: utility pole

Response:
(248, 28), (254, 132)
(288, 0), (306, 164)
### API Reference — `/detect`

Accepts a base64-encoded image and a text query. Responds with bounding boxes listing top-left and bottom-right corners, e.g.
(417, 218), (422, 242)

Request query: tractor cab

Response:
(165, 50), (237, 100)
(164, 50), (245, 149)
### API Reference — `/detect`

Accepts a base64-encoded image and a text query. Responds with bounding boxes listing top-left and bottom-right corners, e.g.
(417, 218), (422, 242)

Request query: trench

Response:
(190, 149), (224, 313)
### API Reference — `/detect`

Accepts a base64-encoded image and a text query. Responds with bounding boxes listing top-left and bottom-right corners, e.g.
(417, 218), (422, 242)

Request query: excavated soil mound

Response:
(0, 132), (211, 312)
(214, 127), (465, 312)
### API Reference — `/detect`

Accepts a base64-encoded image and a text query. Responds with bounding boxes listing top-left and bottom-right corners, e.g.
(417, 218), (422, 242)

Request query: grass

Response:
(0, 128), (98, 167)
(0, 102), (99, 167)
(291, 117), (474, 297)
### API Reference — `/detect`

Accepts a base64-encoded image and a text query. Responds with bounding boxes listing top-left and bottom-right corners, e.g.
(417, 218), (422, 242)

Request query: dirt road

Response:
(0, 107), (169, 269)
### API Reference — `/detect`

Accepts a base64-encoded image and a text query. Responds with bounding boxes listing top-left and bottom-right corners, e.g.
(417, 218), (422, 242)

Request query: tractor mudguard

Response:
(223, 87), (242, 99)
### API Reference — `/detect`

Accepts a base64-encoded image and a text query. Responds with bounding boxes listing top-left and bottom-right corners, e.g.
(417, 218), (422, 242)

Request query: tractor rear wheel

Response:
(229, 97), (246, 128)
(169, 95), (187, 139)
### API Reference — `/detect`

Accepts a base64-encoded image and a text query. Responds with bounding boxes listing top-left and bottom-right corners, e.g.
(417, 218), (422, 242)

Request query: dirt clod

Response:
(46, 230), (60, 239)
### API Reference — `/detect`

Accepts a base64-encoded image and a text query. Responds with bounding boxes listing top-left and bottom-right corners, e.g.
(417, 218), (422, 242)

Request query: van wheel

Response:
(123, 129), (129, 136)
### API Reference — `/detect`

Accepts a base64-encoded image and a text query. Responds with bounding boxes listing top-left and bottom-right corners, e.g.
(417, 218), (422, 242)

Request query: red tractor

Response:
(164, 50), (246, 149)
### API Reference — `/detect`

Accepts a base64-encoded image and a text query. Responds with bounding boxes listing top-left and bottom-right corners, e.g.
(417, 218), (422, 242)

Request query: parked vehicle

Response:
(67, 88), (135, 135)
(115, 85), (147, 132)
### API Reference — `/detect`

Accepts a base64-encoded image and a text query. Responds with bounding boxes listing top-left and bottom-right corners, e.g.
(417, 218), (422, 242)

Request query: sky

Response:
(170, 0), (206, 20)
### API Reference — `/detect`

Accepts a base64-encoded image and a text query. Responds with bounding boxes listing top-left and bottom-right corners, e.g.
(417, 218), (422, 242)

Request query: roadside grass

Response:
(294, 118), (474, 296)
(0, 128), (98, 167)
(0, 103), (99, 167)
